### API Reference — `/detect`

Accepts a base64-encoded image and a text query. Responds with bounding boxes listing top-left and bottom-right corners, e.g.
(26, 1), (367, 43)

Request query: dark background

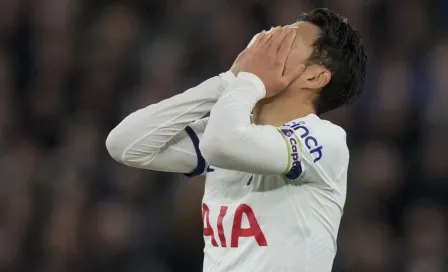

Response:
(0, 0), (447, 271)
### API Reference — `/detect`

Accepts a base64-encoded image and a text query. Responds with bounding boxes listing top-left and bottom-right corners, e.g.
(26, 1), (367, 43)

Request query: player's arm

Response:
(201, 71), (348, 181)
(105, 72), (234, 175)
(200, 73), (299, 176)
(200, 28), (305, 176)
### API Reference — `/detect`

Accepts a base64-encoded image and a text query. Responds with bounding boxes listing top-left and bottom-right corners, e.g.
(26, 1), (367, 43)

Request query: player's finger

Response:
(255, 30), (273, 48)
(266, 26), (277, 35)
(269, 27), (289, 52)
(283, 64), (305, 85)
(277, 29), (297, 64)
(251, 32), (265, 48)
(246, 26), (276, 48)
(262, 27), (281, 49)
(246, 34), (258, 48)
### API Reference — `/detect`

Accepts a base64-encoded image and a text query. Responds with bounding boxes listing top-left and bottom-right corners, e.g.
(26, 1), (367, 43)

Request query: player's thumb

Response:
(284, 64), (305, 85)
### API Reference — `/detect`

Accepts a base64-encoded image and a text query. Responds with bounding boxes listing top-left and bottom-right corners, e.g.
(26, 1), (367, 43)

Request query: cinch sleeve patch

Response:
(278, 127), (303, 180)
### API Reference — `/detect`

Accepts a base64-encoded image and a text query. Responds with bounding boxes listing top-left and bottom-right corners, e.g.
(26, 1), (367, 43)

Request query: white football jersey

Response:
(200, 114), (348, 272)
(106, 72), (349, 272)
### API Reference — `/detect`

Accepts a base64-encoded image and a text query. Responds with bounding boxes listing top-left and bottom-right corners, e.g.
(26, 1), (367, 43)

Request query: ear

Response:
(301, 65), (331, 90)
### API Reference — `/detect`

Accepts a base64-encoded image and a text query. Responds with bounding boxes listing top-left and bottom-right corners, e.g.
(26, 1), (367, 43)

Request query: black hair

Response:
(298, 8), (367, 115)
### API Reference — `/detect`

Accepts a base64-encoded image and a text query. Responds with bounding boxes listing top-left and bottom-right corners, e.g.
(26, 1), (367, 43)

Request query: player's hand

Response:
(231, 27), (275, 75)
(230, 51), (244, 76)
(233, 27), (305, 97)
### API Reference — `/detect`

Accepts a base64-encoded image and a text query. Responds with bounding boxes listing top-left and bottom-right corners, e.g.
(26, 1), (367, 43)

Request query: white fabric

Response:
(106, 71), (235, 175)
(200, 72), (290, 175)
(106, 72), (349, 272)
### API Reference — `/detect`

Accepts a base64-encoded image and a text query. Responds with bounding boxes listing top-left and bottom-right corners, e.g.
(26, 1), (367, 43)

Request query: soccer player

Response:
(106, 8), (366, 272)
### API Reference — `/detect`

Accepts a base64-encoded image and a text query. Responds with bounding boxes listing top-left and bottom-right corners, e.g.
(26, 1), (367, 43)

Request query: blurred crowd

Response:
(0, 0), (447, 271)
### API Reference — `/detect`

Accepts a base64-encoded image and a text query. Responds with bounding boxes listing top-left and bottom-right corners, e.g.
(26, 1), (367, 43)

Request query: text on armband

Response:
(289, 121), (323, 163)
(281, 128), (302, 179)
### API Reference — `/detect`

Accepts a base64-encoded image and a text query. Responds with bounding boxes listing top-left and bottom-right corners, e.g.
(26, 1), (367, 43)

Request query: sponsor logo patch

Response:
(286, 121), (323, 163)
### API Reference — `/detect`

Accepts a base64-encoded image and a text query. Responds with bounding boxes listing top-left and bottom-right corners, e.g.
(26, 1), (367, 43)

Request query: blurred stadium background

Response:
(0, 0), (447, 271)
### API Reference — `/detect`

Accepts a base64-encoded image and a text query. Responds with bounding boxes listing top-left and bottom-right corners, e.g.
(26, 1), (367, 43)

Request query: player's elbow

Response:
(105, 127), (128, 164)
(106, 125), (158, 168)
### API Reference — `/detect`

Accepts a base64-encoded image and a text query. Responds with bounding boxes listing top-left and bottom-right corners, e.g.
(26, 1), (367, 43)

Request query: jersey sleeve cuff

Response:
(184, 126), (207, 177)
(219, 71), (236, 85)
(237, 72), (266, 100)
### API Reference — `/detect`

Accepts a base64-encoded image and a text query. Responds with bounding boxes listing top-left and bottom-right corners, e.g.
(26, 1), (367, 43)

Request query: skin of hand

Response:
(230, 27), (305, 97)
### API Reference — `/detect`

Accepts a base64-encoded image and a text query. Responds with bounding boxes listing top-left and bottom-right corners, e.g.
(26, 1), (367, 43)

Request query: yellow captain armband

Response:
(277, 127), (303, 180)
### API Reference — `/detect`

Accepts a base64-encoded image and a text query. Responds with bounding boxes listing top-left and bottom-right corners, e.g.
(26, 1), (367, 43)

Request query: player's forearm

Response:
(106, 72), (233, 166)
(200, 72), (287, 174)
